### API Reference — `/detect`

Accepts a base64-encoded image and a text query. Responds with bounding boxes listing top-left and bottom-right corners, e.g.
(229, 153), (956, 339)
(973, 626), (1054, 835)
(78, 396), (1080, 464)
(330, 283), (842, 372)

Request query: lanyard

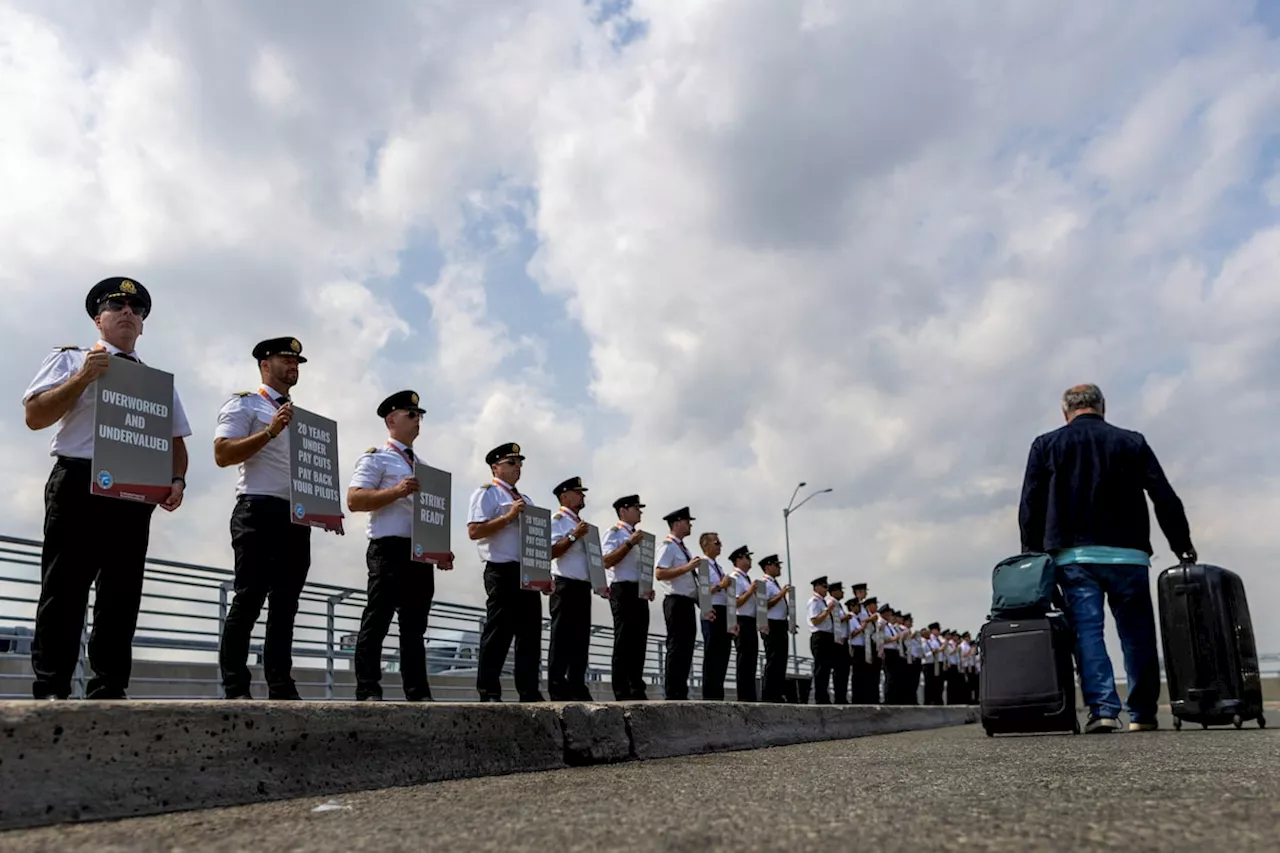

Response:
(665, 535), (691, 561)
(491, 479), (519, 502)
(559, 506), (580, 524)
(386, 441), (415, 469)
(258, 389), (285, 410)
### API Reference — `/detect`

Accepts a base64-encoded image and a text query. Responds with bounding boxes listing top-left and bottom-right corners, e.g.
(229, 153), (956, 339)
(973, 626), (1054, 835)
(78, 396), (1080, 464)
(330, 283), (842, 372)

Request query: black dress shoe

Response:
(479, 695), (503, 703)
(355, 694), (383, 702)
(268, 692), (303, 701)
(224, 692), (253, 700)
(571, 689), (595, 702)
(87, 690), (128, 700)
(405, 694), (434, 703)
(519, 693), (547, 703)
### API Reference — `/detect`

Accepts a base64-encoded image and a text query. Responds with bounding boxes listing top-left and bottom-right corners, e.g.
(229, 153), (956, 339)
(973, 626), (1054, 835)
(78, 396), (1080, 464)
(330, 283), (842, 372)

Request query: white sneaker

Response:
(1085, 716), (1121, 734)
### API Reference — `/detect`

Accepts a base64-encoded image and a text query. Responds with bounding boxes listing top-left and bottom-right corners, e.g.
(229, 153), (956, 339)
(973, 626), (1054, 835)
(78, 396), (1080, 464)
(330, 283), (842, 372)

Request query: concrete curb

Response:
(0, 701), (975, 830)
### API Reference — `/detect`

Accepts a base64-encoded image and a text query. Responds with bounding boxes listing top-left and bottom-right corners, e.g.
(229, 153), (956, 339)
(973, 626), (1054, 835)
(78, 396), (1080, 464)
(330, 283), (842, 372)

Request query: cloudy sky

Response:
(3, 0), (1279, 653)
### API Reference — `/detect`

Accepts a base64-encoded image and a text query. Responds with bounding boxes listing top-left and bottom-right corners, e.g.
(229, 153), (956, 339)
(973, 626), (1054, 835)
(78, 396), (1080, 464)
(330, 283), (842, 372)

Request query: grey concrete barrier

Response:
(0, 701), (975, 831)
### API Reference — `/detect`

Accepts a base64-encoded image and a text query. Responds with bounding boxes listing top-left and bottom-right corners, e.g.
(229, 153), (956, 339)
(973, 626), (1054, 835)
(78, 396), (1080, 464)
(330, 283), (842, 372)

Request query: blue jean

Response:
(1056, 563), (1161, 723)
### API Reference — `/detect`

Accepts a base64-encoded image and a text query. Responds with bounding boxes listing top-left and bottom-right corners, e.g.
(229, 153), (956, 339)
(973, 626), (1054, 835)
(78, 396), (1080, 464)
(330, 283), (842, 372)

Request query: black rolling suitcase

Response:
(1157, 562), (1266, 730)
(979, 614), (1079, 736)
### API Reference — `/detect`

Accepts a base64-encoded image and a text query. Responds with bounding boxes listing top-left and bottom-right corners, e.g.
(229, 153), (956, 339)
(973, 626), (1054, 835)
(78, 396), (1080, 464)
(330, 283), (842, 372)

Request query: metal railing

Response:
(0, 534), (812, 700)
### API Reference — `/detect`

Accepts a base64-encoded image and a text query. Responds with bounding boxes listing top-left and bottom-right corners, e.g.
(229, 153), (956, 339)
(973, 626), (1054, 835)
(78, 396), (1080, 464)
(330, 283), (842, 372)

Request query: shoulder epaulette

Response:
(480, 483), (493, 490)
(364, 446), (377, 454)
(55, 346), (84, 352)
(233, 391), (253, 397)
(552, 511), (563, 520)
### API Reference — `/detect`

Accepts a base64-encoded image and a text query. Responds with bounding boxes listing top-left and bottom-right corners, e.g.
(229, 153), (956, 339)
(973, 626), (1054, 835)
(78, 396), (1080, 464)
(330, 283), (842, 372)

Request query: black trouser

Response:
(923, 662), (944, 705)
(609, 581), (649, 699)
(968, 671), (980, 703)
(477, 561), (542, 700)
(882, 649), (902, 704)
(809, 632), (834, 704)
(220, 496), (311, 698)
(762, 619), (789, 702)
(353, 537), (433, 701)
(735, 615), (759, 702)
(548, 576), (593, 701)
(849, 645), (870, 703)
(700, 604), (731, 700)
(945, 668), (963, 704)
(831, 639), (851, 704)
(901, 658), (921, 705)
(662, 594), (696, 700)
(32, 457), (155, 699)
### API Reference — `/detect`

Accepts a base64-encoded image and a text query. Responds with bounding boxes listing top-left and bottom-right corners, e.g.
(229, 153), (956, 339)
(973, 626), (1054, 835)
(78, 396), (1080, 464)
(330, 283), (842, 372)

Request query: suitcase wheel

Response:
(1233, 715), (1243, 730)
(1202, 722), (1209, 730)
(1173, 718), (1182, 731)
(1259, 715), (1266, 730)
(1072, 719), (1081, 736)
(984, 727), (994, 738)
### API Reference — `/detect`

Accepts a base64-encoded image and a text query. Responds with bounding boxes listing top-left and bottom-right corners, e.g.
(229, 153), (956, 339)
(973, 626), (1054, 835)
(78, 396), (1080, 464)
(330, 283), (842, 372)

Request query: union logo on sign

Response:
(414, 544), (423, 557)
(294, 503), (305, 519)
(97, 470), (113, 489)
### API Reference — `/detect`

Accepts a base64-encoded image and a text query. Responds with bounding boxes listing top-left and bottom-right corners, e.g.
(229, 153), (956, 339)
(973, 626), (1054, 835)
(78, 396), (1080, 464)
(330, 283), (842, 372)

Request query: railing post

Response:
(74, 621), (88, 699)
(326, 591), (352, 700)
(655, 639), (666, 696)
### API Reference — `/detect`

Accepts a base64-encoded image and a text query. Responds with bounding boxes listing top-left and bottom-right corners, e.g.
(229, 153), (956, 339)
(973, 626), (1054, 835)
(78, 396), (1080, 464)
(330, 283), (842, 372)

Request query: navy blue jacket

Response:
(1018, 414), (1192, 556)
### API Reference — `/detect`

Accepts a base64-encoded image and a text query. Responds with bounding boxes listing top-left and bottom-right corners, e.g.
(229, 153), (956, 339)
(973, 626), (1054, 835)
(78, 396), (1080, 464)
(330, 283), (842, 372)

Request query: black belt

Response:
(485, 560), (519, 568)
(55, 455), (91, 467)
(371, 535), (411, 544)
(237, 494), (289, 504)
(669, 593), (697, 601)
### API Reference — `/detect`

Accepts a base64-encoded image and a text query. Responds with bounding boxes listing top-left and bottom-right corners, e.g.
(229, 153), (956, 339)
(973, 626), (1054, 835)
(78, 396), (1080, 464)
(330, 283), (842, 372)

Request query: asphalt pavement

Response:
(3, 714), (1277, 853)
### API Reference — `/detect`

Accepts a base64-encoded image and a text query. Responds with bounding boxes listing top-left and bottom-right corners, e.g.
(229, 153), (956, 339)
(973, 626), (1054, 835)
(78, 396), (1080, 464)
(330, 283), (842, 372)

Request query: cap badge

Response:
(290, 339), (301, 353)
(512, 443), (520, 454)
(119, 280), (137, 294)
(410, 393), (419, 405)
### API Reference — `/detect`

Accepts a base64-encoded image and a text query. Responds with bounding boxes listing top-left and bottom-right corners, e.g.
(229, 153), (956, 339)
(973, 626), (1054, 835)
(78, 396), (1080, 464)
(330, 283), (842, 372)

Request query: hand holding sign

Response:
(507, 497), (527, 521)
(269, 402), (293, 437)
(160, 478), (184, 512)
(78, 350), (111, 383)
(396, 476), (420, 498)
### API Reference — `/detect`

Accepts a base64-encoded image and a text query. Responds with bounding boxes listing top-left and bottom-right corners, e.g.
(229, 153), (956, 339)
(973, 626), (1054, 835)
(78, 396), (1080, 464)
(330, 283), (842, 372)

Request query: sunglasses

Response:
(401, 411), (422, 420)
(100, 297), (149, 319)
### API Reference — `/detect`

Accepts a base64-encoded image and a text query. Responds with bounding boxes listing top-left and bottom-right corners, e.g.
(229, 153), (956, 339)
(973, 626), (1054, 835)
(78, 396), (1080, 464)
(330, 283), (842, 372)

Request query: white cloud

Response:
(2, 0), (1280, 661)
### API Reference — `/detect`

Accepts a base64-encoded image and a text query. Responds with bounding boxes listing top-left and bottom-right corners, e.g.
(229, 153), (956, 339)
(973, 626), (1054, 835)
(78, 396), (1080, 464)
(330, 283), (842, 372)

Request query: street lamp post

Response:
(783, 482), (832, 675)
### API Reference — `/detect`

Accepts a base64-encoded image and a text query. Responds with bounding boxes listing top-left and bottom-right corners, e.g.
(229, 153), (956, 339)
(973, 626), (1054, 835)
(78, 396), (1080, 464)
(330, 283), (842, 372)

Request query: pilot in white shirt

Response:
(213, 336), (314, 701)
(547, 476), (594, 702)
(466, 442), (542, 703)
(728, 546), (760, 702)
(347, 390), (451, 703)
(807, 576), (837, 705)
(602, 495), (649, 700)
(759, 556), (792, 702)
(22, 277), (190, 700)
(654, 507), (701, 700)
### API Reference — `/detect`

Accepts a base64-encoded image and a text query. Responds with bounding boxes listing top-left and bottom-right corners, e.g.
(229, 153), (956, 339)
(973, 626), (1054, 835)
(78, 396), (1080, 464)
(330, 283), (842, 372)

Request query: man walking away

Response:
(1019, 383), (1195, 734)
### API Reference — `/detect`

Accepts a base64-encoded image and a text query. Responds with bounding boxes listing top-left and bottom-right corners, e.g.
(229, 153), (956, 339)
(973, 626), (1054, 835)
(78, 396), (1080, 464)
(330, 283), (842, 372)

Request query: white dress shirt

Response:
(24, 341), (192, 460)
(551, 506), (590, 582)
(764, 576), (788, 620)
(808, 594), (834, 633)
(466, 478), (533, 563)
(656, 535), (698, 598)
(829, 598), (850, 642)
(733, 570), (757, 618)
(850, 607), (870, 647)
(602, 522), (640, 584)
(705, 557), (728, 607)
(214, 384), (294, 499)
(348, 440), (416, 539)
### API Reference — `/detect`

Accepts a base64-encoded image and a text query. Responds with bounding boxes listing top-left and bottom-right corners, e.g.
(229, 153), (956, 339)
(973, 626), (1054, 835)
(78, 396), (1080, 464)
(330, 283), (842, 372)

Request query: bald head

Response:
(1062, 383), (1105, 422)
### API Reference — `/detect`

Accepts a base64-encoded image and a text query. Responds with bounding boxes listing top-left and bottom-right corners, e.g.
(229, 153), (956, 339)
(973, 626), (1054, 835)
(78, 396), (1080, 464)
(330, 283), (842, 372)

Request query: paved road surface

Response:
(4, 714), (1277, 852)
